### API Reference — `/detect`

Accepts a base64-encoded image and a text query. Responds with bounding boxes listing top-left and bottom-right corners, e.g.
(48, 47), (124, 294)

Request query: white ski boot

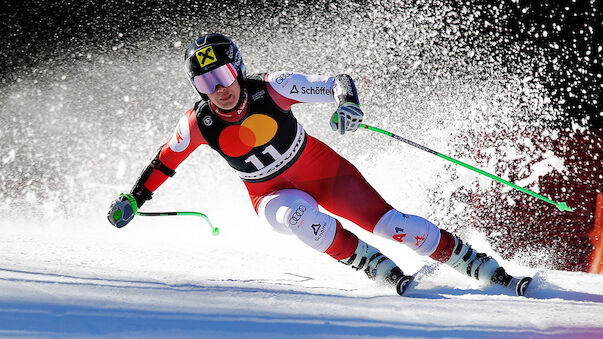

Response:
(340, 240), (413, 296)
(445, 237), (532, 296)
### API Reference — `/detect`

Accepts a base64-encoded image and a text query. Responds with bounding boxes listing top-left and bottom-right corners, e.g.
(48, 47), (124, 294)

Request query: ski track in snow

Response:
(1, 218), (602, 338)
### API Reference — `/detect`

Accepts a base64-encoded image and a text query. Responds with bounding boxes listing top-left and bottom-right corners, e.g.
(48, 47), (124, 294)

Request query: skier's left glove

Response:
(107, 193), (138, 228)
(330, 102), (364, 135)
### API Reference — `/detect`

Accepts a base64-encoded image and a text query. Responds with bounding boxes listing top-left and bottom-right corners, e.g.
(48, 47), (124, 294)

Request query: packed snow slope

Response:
(1, 214), (603, 338)
(2, 0), (602, 338)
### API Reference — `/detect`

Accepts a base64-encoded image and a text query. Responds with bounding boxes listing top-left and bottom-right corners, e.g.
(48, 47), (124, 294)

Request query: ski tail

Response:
(514, 276), (533, 297)
(394, 274), (414, 296)
(492, 267), (533, 296)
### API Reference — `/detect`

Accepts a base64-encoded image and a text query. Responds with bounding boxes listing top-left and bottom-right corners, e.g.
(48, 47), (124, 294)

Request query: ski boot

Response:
(340, 239), (413, 296)
(444, 237), (532, 296)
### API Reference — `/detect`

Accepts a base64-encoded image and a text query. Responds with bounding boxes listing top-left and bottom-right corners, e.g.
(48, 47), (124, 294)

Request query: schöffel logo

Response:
(288, 205), (306, 226)
(290, 86), (332, 96)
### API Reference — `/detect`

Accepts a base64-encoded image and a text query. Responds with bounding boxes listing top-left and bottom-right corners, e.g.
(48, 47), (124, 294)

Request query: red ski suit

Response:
(138, 72), (453, 262)
(140, 72), (392, 257)
(144, 73), (392, 223)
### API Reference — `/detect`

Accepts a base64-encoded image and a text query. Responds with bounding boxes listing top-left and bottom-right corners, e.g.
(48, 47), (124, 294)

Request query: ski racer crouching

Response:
(108, 33), (532, 296)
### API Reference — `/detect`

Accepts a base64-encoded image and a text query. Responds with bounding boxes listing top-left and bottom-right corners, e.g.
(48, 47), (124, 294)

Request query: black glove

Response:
(107, 194), (137, 228)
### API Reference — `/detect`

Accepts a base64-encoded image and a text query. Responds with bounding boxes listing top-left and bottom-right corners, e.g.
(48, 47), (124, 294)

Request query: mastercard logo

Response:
(219, 114), (278, 157)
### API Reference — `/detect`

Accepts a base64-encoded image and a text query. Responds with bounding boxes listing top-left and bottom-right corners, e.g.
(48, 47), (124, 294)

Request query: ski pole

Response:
(358, 123), (573, 212)
(117, 194), (220, 235)
(137, 211), (220, 236)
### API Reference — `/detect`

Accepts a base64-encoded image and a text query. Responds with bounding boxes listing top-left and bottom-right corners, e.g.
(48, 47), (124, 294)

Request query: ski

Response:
(511, 276), (533, 297)
(393, 265), (533, 297)
(395, 274), (415, 296)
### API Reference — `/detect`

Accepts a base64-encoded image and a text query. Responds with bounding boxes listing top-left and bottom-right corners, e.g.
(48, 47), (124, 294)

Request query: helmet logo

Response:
(235, 51), (241, 67)
(227, 45), (234, 60)
(195, 46), (217, 68)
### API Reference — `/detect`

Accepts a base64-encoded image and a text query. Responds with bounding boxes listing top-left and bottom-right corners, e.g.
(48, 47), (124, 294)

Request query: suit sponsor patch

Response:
(169, 115), (191, 152)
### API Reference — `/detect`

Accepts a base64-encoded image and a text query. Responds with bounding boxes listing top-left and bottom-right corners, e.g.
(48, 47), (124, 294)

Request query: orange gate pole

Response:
(589, 186), (603, 274)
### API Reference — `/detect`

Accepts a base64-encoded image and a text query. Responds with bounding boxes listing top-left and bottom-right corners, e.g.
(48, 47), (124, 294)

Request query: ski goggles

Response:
(192, 63), (238, 94)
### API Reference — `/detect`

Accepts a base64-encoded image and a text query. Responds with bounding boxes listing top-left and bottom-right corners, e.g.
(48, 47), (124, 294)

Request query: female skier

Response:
(108, 33), (531, 296)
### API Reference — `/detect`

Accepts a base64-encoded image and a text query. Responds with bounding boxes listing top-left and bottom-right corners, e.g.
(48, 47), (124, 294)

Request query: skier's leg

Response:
(258, 138), (528, 294)
(294, 144), (517, 288)
(257, 189), (411, 293)
(429, 228), (531, 295)
(373, 210), (442, 256)
(427, 228), (502, 280)
(339, 237), (412, 294)
(372, 209), (530, 293)
(257, 189), (338, 253)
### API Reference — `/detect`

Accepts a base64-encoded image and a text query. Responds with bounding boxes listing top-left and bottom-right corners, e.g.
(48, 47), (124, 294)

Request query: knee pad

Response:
(373, 209), (441, 256)
(258, 189), (336, 253)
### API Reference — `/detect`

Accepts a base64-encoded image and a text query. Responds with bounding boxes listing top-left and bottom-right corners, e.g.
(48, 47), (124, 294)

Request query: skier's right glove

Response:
(107, 193), (138, 228)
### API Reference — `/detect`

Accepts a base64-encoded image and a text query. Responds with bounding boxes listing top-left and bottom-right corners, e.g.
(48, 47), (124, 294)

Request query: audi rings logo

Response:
(275, 72), (293, 84)
(288, 205), (306, 226)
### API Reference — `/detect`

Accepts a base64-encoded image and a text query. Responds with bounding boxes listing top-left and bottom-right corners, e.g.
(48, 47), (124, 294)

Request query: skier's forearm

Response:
(266, 72), (336, 106)
(129, 147), (176, 207)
